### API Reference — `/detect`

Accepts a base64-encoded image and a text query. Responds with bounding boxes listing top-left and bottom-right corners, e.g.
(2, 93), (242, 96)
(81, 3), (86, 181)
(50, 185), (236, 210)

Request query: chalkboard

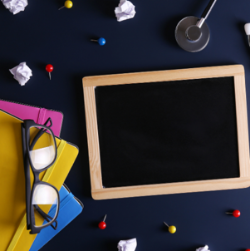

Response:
(83, 65), (250, 200)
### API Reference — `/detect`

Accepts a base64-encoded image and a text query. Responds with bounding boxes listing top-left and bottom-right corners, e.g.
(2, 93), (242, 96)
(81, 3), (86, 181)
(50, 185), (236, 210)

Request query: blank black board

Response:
(95, 77), (239, 188)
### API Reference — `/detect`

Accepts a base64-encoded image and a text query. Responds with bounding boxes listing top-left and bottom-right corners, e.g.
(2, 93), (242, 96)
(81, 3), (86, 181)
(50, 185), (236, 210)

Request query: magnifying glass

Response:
(175, 0), (217, 52)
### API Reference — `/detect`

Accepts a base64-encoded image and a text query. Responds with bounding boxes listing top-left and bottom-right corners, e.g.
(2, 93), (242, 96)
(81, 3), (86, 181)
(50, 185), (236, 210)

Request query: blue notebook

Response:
(30, 184), (83, 251)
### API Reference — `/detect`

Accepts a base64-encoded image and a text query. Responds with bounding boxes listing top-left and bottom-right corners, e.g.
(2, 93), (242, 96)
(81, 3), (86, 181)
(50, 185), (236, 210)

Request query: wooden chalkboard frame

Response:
(82, 65), (250, 200)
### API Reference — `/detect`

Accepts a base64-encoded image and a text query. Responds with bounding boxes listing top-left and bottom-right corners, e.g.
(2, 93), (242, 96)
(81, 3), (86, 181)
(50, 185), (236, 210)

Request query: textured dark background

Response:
(1, 0), (250, 250)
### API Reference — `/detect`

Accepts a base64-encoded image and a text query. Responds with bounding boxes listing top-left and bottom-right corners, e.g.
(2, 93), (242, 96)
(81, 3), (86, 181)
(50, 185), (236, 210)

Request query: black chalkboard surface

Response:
(95, 77), (239, 188)
(83, 65), (250, 200)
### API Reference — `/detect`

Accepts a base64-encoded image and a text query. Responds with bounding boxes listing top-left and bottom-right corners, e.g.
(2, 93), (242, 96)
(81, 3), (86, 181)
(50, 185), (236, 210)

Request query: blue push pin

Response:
(91, 37), (106, 46)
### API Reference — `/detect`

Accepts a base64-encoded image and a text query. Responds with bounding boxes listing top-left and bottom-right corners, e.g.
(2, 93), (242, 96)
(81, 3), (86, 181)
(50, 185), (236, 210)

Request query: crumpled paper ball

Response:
(196, 245), (210, 251)
(1, 0), (28, 15)
(114, 0), (136, 22)
(118, 238), (137, 251)
(10, 62), (32, 86)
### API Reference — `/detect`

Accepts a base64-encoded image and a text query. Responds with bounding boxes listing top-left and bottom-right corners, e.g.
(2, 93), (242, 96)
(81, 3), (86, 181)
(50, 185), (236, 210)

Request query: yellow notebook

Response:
(0, 109), (79, 251)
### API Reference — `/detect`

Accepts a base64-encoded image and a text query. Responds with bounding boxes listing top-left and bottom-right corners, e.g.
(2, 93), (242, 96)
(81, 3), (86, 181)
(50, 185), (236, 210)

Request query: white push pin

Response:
(244, 23), (250, 46)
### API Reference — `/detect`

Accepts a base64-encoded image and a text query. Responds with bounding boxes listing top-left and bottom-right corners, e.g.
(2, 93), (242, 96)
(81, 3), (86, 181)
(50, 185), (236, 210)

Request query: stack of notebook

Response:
(0, 99), (83, 251)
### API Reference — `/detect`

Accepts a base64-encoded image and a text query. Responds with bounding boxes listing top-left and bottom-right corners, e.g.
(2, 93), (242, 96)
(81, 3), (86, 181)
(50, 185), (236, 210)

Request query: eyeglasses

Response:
(21, 118), (60, 234)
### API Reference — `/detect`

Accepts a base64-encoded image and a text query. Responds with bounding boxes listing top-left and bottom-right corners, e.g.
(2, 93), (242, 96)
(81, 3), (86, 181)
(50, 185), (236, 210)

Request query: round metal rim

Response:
(175, 16), (210, 52)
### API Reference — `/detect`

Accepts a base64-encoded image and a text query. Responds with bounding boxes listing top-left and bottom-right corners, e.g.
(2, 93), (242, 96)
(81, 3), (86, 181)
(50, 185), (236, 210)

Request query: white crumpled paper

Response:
(118, 238), (137, 251)
(196, 245), (210, 251)
(114, 0), (135, 22)
(10, 62), (32, 86)
(1, 0), (28, 15)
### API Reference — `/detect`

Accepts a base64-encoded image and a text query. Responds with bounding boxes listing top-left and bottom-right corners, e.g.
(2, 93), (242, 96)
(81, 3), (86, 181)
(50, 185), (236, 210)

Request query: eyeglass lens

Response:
(29, 126), (56, 170)
(32, 184), (58, 227)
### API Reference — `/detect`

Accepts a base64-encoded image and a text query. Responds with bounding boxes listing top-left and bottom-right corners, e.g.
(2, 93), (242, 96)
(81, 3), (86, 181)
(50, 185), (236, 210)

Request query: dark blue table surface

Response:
(1, 0), (250, 250)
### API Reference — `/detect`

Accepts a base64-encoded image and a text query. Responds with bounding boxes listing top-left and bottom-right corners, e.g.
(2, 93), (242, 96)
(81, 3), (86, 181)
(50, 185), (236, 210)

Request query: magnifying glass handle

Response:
(196, 0), (217, 28)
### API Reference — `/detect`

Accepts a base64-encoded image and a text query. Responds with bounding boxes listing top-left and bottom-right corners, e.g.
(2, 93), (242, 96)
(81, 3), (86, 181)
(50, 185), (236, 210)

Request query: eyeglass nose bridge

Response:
(32, 170), (44, 182)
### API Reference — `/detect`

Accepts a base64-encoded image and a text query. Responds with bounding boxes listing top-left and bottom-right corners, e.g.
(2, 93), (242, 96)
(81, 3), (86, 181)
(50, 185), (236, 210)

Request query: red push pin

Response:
(245, 249), (250, 251)
(45, 64), (54, 80)
(98, 214), (107, 230)
(226, 209), (240, 217)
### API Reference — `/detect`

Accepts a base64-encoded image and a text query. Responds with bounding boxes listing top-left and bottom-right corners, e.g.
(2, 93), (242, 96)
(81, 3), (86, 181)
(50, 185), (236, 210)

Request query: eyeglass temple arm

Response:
(44, 118), (53, 128)
(34, 205), (58, 230)
(22, 125), (32, 229)
(29, 118), (53, 151)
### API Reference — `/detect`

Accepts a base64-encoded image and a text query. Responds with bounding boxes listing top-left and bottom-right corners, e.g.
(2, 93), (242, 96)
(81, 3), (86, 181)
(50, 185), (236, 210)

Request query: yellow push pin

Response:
(58, 1), (73, 10)
(164, 222), (176, 234)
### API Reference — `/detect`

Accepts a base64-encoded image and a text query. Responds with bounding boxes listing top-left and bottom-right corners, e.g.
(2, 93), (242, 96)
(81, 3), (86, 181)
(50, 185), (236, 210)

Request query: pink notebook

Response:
(0, 99), (63, 137)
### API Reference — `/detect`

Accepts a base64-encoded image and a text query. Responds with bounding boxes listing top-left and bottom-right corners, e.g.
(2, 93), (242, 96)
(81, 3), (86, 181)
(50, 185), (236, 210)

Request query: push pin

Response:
(163, 222), (176, 234)
(226, 209), (240, 218)
(244, 23), (250, 47)
(91, 37), (106, 46)
(98, 214), (107, 230)
(59, 0), (73, 10)
(45, 64), (54, 80)
(245, 249), (250, 251)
